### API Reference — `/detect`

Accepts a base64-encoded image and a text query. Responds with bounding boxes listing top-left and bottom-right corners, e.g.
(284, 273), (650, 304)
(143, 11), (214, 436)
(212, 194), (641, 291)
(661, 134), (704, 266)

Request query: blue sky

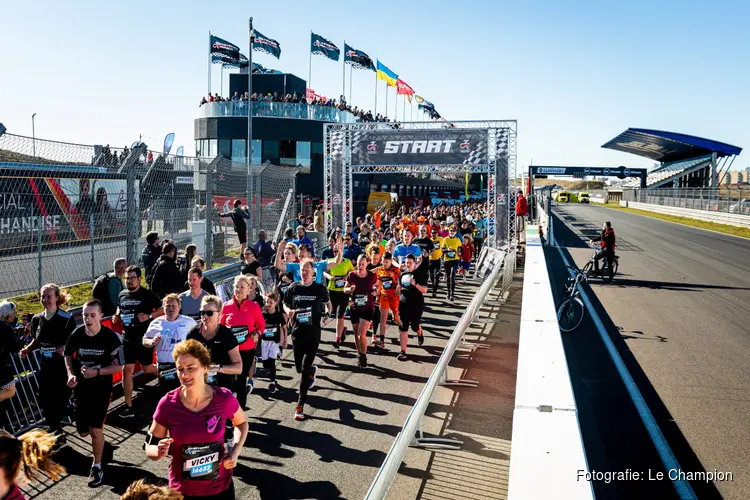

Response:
(1, 0), (748, 172)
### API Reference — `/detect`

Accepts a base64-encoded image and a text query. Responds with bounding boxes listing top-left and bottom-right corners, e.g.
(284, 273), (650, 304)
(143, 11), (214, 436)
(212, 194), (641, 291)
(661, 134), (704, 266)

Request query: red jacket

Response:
(460, 242), (474, 262)
(515, 195), (528, 216)
(220, 298), (265, 351)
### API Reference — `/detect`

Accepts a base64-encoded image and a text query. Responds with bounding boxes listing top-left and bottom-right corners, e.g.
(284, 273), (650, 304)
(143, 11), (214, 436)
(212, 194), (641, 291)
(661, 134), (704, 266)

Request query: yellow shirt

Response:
(429, 236), (443, 260)
(327, 259), (354, 291)
(441, 237), (462, 261)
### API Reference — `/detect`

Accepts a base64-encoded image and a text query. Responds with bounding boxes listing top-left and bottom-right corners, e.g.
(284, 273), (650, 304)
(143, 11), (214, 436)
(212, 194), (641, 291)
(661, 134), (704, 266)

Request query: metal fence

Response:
(365, 245), (516, 499)
(0, 132), (297, 298)
(624, 187), (750, 215)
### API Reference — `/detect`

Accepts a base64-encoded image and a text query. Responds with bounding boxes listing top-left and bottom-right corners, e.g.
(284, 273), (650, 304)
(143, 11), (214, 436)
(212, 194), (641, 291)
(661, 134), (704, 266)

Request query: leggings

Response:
(39, 359), (70, 433)
(473, 237), (483, 258)
(372, 305), (381, 337)
(444, 260), (458, 296)
(234, 349), (256, 408)
(429, 260), (442, 293)
(184, 481), (235, 500)
(293, 336), (319, 406)
(262, 358), (277, 382)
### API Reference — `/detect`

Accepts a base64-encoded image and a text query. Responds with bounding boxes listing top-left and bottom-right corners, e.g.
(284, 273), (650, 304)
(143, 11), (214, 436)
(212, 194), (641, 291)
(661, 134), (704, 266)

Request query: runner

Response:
(323, 239), (353, 349)
(146, 339), (248, 500)
(365, 245), (384, 348)
(343, 254), (378, 369)
(260, 292), (287, 394)
(247, 276), (265, 309)
(240, 247), (262, 279)
(64, 299), (123, 487)
(0, 429), (64, 499)
(428, 228), (444, 298)
(116, 265), (163, 418)
(441, 226), (463, 301)
(374, 252), (401, 350)
(412, 225), (435, 283)
(186, 295), (242, 392)
(397, 254), (428, 360)
(282, 260), (331, 421)
(20, 284), (76, 441)
(143, 294), (197, 391)
(179, 268), (209, 320)
(458, 234), (475, 279)
(220, 275), (265, 409)
(392, 227), (423, 270)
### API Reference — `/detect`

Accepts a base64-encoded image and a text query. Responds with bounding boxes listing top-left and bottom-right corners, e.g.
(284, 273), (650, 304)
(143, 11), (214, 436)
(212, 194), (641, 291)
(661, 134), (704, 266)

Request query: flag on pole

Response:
(396, 78), (414, 96)
(344, 44), (375, 71)
(210, 35), (240, 63)
(175, 146), (184, 157)
(414, 95), (425, 104)
(252, 30), (281, 59)
(211, 53), (239, 66)
(376, 61), (398, 87)
(311, 33), (340, 61)
(163, 133), (175, 155)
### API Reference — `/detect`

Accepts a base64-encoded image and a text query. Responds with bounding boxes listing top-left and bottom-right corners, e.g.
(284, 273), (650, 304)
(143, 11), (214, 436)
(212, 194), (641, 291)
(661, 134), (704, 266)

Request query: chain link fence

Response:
(624, 187), (750, 215)
(0, 132), (297, 298)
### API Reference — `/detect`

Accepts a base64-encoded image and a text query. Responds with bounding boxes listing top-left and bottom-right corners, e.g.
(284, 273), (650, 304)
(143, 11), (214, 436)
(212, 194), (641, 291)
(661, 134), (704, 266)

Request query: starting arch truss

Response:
(324, 120), (517, 249)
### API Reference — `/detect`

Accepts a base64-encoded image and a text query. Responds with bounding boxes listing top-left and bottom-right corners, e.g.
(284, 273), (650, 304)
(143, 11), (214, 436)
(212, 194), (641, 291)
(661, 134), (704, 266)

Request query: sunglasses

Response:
(199, 310), (217, 317)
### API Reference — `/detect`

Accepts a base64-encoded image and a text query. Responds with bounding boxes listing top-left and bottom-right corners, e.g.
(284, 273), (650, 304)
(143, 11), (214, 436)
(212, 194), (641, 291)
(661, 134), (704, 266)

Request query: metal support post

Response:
(90, 213), (96, 281)
(411, 417), (464, 450)
(37, 217), (43, 290)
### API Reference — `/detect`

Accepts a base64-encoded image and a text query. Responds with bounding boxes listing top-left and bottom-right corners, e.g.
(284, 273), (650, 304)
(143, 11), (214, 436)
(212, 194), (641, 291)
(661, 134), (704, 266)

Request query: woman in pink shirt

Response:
(146, 339), (248, 500)
(220, 275), (265, 409)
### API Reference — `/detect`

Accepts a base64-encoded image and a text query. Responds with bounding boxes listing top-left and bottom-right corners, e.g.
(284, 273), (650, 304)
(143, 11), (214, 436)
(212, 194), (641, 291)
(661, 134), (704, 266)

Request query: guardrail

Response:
(507, 226), (593, 499)
(365, 245), (515, 499)
(623, 201), (750, 229)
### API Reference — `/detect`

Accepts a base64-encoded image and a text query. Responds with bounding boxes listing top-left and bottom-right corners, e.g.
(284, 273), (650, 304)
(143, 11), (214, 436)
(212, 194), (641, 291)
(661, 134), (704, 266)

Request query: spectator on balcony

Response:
(291, 92), (300, 103)
(263, 93), (273, 102)
(231, 92), (240, 101)
(199, 96), (208, 106)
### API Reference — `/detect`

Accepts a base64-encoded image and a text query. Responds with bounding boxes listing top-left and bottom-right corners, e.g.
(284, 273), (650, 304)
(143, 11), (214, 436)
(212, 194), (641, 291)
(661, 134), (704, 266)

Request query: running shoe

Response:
(340, 329), (348, 344)
(371, 334), (378, 345)
(418, 334), (424, 346)
(247, 379), (255, 394)
(88, 466), (104, 488)
(309, 365), (318, 389)
(268, 382), (278, 394)
(121, 406), (135, 419)
(294, 405), (305, 421)
(397, 352), (408, 361)
(333, 339), (340, 349)
(362, 354), (368, 368)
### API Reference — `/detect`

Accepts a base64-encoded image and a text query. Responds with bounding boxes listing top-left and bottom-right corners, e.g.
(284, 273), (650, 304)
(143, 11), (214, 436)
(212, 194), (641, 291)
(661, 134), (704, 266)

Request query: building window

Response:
(231, 139), (246, 163)
(208, 139), (217, 157)
(296, 141), (311, 173)
(262, 140), (279, 163)
(218, 139), (231, 159)
(312, 142), (323, 160)
(251, 140), (261, 164)
(279, 140), (297, 166)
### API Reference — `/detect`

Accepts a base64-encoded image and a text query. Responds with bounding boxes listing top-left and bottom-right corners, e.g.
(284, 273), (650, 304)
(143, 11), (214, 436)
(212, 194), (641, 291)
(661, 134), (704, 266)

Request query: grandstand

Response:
(602, 128), (742, 189)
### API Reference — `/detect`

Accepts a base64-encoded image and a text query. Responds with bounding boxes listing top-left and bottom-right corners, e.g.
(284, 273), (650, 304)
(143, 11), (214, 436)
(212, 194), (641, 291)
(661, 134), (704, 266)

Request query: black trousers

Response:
(444, 260), (458, 296)
(234, 349), (256, 408)
(39, 358), (70, 433)
(593, 249), (614, 272)
(183, 481), (235, 500)
(293, 336), (319, 406)
(429, 260), (442, 293)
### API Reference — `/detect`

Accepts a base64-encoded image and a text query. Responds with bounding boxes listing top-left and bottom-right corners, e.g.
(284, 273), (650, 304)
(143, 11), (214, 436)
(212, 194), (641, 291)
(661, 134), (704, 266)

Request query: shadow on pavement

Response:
(548, 213), (722, 499)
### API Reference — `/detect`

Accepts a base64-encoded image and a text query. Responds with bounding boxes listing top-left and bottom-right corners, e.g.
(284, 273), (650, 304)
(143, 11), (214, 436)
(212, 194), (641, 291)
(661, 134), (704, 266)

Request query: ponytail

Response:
(0, 429), (65, 485)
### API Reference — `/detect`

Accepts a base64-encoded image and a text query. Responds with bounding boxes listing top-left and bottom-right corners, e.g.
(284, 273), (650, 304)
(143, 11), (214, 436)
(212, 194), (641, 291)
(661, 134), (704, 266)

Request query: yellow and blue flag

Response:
(376, 61), (398, 87)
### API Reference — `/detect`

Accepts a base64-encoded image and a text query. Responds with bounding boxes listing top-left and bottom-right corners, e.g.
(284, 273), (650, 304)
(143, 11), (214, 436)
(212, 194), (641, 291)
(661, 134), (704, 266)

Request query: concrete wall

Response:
(622, 201), (750, 229)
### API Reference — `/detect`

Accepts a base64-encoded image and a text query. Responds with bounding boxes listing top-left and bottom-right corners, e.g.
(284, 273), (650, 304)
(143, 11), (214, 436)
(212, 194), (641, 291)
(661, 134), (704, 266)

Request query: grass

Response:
(601, 201), (750, 239)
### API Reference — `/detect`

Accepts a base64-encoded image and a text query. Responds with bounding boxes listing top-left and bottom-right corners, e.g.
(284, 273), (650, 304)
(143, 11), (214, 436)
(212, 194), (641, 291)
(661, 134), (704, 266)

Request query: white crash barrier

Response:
(627, 201), (750, 229)
(508, 228), (594, 500)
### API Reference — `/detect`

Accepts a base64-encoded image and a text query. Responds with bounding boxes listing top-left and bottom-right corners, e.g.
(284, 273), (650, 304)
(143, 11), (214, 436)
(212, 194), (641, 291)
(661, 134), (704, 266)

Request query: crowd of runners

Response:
(0, 199), (493, 499)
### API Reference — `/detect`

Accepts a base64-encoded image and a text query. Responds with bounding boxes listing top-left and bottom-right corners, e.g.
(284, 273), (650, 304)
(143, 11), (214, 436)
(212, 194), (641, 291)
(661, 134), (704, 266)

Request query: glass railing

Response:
(199, 100), (357, 123)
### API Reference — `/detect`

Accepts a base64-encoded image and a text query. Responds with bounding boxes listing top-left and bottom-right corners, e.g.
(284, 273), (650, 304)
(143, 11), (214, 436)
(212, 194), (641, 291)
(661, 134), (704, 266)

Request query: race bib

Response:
(335, 278), (346, 288)
(280, 284), (290, 293)
(231, 326), (249, 344)
(181, 442), (221, 481)
(297, 307), (312, 324)
(401, 275), (412, 287)
(121, 313), (134, 326)
(354, 294), (368, 307)
(446, 250), (456, 258)
(40, 346), (57, 359)
(263, 327), (277, 340)
(158, 363), (177, 381)
(381, 277), (392, 289)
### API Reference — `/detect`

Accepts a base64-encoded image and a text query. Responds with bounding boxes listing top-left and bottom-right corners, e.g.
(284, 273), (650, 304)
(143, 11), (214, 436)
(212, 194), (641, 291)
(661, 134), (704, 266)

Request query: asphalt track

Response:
(22, 274), (504, 500)
(547, 203), (750, 500)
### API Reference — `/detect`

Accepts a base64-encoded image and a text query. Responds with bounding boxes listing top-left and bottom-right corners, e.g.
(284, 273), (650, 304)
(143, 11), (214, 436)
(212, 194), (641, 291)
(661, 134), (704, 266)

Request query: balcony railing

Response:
(199, 100), (357, 123)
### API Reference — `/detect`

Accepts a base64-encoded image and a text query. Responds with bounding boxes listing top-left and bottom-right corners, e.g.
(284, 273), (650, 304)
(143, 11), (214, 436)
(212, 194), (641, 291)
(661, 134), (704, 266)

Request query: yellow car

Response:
(579, 192), (590, 204)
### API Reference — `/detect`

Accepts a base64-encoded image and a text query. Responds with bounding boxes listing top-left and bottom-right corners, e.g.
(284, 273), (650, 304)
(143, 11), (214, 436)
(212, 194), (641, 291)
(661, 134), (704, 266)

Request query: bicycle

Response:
(557, 265), (586, 332)
(581, 243), (619, 284)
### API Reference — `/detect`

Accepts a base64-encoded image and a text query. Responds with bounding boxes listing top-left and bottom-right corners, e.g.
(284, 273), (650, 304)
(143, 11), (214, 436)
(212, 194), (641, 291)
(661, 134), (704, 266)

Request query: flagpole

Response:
(247, 17), (254, 237)
(395, 87), (398, 122)
(342, 40), (346, 102)
(220, 66), (224, 97)
(308, 31), (312, 90)
(385, 82), (388, 119)
(349, 65), (352, 105)
(403, 95), (406, 122)
(208, 31), (211, 96)
(374, 69), (377, 116)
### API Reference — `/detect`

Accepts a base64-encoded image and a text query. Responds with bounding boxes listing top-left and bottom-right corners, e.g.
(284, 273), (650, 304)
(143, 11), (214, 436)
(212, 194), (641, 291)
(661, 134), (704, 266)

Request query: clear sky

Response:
(1, 0), (748, 172)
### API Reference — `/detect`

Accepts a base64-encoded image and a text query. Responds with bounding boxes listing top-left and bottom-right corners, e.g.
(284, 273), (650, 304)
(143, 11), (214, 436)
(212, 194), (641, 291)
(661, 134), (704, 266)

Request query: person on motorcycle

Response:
(590, 221), (615, 274)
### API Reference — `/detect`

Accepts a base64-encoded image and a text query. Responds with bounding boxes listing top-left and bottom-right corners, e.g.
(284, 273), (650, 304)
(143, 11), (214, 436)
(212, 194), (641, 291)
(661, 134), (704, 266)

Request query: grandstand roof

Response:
(602, 128), (742, 163)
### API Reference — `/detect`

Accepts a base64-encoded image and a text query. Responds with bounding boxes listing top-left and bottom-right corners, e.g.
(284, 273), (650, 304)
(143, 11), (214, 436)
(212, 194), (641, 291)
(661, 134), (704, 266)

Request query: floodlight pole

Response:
(32, 113), (37, 157)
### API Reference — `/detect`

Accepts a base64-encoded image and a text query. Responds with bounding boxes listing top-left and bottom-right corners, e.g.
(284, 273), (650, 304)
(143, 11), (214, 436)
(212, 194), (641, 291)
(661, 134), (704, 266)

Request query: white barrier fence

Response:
(365, 246), (516, 499)
(621, 201), (750, 229)
(507, 227), (593, 499)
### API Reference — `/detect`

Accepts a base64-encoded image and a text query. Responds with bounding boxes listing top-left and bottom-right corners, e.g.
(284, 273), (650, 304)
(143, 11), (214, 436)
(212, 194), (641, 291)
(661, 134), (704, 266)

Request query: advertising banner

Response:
(0, 168), (130, 254)
(351, 129), (488, 166)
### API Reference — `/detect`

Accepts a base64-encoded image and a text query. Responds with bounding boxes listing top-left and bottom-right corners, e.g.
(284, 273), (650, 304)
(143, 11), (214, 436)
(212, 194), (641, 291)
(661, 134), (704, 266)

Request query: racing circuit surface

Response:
(548, 203), (750, 500)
